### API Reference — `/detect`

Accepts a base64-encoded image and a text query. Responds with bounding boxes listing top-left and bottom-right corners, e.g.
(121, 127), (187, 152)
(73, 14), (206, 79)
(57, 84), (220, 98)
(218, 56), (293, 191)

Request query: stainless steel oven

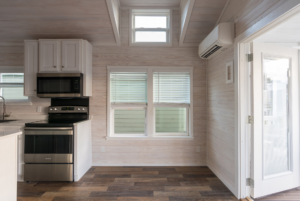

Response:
(37, 73), (83, 98)
(24, 127), (73, 182)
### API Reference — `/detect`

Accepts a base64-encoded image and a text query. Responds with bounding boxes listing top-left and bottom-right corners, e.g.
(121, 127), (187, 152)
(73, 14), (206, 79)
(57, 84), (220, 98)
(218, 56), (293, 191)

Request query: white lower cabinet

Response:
(0, 134), (20, 201)
(24, 39), (92, 97)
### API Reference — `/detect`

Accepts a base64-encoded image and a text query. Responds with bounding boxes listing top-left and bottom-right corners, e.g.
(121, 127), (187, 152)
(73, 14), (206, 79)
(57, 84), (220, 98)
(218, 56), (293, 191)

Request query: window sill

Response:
(105, 136), (194, 140)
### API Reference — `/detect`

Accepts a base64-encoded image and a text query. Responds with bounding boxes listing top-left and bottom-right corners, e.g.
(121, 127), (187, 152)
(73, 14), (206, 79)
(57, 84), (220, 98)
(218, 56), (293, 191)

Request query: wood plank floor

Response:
(255, 187), (300, 201)
(17, 166), (238, 201)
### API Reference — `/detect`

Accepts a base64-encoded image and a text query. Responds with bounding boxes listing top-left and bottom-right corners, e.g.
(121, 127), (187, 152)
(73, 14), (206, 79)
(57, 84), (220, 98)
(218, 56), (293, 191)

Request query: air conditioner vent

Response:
(201, 45), (222, 58)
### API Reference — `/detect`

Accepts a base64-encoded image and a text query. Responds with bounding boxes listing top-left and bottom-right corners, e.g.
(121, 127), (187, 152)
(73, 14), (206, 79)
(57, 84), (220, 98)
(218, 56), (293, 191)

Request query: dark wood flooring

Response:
(255, 187), (300, 201)
(17, 166), (238, 201)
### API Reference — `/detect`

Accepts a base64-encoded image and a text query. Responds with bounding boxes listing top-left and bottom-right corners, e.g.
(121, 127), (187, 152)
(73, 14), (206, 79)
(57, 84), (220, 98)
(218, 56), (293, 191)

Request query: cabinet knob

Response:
(54, 66), (56, 68)
(62, 66), (64, 68)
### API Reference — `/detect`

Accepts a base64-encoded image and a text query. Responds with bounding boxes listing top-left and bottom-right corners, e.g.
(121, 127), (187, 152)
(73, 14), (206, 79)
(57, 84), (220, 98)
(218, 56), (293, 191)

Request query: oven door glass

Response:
(37, 77), (80, 94)
(25, 135), (73, 154)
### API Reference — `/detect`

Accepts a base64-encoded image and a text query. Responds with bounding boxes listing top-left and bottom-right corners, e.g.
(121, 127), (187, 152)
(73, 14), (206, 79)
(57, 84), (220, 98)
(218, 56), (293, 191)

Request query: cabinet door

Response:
(61, 40), (82, 72)
(24, 41), (38, 96)
(39, 40), (59, 72)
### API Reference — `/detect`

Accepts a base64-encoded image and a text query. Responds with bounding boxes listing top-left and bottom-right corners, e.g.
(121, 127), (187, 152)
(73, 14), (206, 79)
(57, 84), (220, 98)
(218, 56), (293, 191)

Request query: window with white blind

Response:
(153, 72), (190, 136)
(107, 67), (193, 139)
(109, 72), (147, 136)
(0, 73), (28, 102)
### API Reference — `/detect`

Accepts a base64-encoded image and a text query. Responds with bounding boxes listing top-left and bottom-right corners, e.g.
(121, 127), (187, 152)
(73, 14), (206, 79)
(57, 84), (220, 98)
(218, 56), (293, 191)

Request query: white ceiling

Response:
(255, 12), (300, 45)
(119, 0), (181, 7)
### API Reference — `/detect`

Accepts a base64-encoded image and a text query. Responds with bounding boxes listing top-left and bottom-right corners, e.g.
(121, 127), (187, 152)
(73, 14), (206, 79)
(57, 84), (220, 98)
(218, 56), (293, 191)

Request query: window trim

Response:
(107, 66), (193, 140)
(129, 9), (172, 47)
(0, 66), (31, 105)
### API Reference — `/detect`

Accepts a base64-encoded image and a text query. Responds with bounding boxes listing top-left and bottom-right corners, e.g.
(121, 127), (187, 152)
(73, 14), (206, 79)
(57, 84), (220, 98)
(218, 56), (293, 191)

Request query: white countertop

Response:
(0, 119), (41, 127)
(0, 127), (22, 139)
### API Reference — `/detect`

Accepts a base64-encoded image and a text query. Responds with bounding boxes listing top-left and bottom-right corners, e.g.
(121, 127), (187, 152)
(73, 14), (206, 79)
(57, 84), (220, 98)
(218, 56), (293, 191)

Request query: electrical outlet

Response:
(196, 146), (200, 152)
(101, 146), (105, 152)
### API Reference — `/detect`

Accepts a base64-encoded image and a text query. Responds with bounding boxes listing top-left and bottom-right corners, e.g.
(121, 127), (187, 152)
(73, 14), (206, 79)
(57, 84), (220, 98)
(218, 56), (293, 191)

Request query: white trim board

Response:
(106, 0), (121, 46)
(234, 1), (300, 199)
(179, 0), (195, 46)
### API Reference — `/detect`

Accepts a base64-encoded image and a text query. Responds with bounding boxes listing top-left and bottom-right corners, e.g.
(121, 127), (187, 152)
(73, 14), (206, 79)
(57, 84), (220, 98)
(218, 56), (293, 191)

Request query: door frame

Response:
(234, 2), (300, 199)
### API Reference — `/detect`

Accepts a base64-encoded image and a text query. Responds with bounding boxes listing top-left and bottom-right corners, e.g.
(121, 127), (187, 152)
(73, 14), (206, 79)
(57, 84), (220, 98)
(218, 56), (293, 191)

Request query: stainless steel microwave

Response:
(37, 73), (83, 98)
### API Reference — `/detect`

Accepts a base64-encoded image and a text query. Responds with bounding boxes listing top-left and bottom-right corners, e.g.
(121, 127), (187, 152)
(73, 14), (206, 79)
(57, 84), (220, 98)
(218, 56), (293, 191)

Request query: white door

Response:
(61, 40), (81, 72)
(250, 42), (300, 198)
(39, 40), (59, 72)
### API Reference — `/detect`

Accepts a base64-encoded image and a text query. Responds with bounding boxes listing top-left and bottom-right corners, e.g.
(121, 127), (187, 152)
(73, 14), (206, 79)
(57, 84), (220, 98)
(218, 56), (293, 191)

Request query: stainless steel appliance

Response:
(37, 73), (83, 98)
(24, 98), (89, 182)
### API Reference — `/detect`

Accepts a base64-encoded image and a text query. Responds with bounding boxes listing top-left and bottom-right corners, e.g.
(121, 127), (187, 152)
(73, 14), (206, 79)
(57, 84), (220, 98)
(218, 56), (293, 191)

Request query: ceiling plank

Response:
(179, 0), (195, 46)
(106, 0), (121, 46)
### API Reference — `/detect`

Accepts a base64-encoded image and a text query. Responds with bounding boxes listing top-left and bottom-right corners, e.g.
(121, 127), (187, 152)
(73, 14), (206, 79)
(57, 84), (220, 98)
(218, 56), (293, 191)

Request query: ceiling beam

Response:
(179, 0), (195, 46)
(106, 0), (121, 46)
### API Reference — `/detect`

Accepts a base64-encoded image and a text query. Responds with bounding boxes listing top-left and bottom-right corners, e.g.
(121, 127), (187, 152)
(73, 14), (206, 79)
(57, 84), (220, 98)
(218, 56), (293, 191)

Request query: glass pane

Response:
(38, 78), (72, 93)
(135, 16), (167, 28)
(135, 31), (166, 42)
(114, 109), (145, 134)
(263, 55), (290, 177)
(1, 86), (27, 100)
(54, 135), (73, 153)
(34, 135), (53, 154)
(110, 73), (147, 103)
(155, 107), (187, 133)
(0, 73), (24, 83)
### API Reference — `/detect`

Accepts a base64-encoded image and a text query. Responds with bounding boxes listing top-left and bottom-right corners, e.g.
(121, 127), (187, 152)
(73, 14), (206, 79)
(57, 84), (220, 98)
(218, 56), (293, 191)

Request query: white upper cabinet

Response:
(61, 40), (82, 72)
(24, 40), (39, 96)
(39, 40), (59, 72)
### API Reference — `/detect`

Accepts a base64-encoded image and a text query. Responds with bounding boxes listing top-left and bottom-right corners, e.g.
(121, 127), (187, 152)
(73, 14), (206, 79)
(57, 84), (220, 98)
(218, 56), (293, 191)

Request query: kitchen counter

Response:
(0, 119), (43, 127)
(0, 127), (22, 139)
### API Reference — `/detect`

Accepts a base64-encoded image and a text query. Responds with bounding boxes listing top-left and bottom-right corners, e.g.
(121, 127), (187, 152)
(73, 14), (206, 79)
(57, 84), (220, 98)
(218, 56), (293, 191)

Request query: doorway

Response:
(238, 6), (300, 200)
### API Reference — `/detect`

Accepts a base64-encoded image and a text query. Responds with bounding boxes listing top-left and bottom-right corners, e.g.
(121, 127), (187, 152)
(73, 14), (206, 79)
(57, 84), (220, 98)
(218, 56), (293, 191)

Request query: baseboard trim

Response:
(92, 163), (207, 166)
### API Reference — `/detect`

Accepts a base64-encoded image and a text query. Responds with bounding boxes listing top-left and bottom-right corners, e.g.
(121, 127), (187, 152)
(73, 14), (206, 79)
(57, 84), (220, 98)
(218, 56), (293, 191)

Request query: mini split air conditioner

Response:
(198, 22), (234, 59)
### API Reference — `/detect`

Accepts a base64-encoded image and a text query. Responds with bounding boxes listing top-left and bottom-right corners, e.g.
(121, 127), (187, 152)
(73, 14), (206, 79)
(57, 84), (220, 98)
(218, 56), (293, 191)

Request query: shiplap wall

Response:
(207, 46), (235, 191)
(0, 9), (207, 166)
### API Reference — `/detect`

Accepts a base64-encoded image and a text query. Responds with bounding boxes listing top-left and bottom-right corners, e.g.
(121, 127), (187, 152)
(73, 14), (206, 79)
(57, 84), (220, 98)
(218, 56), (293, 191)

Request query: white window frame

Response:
(0, 66), (31, 105)
(129, 9), (172, 47)
(107, 66), (193, 140)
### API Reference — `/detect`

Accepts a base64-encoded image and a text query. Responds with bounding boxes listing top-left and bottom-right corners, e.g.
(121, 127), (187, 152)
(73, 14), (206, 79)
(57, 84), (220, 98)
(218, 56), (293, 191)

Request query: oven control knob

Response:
(82, 108), (85, 111)
(78, 108), (81, 111)
(54, 108), (57, 111)
(50, 108), (53, 111)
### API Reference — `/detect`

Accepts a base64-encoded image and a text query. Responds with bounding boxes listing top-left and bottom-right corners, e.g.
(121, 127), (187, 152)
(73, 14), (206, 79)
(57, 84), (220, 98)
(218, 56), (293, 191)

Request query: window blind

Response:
(110, 72), (147, 104)
(0, 73), (27, 100)
(154, 72), (190, 104)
